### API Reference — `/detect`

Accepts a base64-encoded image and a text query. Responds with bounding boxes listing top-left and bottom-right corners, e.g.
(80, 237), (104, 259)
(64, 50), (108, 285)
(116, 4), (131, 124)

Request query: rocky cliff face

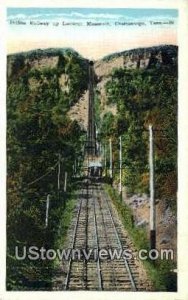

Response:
(94, 45), (177, 118)
(7, 48), (84, 77)
(7, 53), (59, 78)
(94, 45), (177, 78)
(7, 48), (88, 121)
(7, 45), (178, 130)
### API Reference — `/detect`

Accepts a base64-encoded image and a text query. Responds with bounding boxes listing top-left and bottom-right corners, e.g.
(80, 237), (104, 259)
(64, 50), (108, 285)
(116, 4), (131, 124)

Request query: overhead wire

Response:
(27, 161), (59, 187)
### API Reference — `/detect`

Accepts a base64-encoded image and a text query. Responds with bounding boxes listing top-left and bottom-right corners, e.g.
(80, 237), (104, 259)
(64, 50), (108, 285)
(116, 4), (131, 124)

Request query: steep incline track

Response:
(53, 181), (152, 291)
(87, 62), (96, 156)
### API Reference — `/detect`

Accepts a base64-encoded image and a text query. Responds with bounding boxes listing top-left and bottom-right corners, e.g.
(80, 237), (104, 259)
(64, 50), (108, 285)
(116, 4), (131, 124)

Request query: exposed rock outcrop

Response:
(93, 45), (177, 120)
(7, 45), (177, 133)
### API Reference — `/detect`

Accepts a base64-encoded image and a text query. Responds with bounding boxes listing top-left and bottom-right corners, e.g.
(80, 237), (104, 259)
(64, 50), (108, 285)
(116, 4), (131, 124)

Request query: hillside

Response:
(7, 48), (89, 290)
(7, 45), (177, 290)
(93, 45), (178, 269)
(63, 45), (177, 129)
(94, 44), (178, 197)
(94, 45), (177, 118)
(91, 45), (177, 198)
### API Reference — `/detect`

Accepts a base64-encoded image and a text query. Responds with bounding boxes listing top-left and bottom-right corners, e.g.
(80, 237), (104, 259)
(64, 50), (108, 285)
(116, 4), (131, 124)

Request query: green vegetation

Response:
(105, 184), (177, 291)
(100, 64), (177, 205)
(7, 46), (177, 291)
(7, 49), (87, 290)
(101, 61), (177, 290)
(102, 45), (177, 62)
(9, 47), (82, 60)
(99, 47), (177, 291)
(105, 185), (148, 250)
(7, 189), (77, 291)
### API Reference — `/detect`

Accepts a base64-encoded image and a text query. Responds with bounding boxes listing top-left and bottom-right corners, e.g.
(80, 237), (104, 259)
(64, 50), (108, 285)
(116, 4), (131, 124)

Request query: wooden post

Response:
(109, 138), (113, 181)
(149, 125), (156, 251)
(58, 154), (61, 202)
(119, 136), (122, 200)
(58, 154), (61, 191)
(104, 144), (107, 177)
(45, 194), (50, 228)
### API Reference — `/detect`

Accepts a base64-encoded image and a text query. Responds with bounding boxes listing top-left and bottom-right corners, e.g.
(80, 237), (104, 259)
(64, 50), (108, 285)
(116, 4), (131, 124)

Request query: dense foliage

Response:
(7, 50), (88, 290)
(99, 65), (177, 203)
(6, 46), (177, 290)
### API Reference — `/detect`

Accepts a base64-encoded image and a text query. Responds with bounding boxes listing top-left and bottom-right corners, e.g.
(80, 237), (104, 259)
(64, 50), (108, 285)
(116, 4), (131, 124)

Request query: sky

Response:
(7, 8), (178, 59)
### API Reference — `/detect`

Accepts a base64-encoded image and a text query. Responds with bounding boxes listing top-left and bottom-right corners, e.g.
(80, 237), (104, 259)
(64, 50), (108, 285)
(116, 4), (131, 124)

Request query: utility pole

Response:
(109, 138), (113, 181)
(63, 172), (68, 208)
(119, 136), (122, 200)
(64, 172), (68, 193)
(74, 159), (77, 176)
(58, 154), (61, 201)
(58, 154), (61, 190)
(149, 125), (156, 251)
(45, 194), (50, 228)
(104, 144), (107, 177)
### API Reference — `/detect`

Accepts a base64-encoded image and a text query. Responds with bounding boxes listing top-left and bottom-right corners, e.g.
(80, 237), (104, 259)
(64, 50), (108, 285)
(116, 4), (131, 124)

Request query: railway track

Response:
(59, 180), (151, 291)
(53, 55), (152, 292)
(87, 61), (96, 156)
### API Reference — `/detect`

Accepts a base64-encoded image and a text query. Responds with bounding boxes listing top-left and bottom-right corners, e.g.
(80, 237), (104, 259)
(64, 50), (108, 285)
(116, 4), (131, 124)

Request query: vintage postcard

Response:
(1, 0), (188, 300)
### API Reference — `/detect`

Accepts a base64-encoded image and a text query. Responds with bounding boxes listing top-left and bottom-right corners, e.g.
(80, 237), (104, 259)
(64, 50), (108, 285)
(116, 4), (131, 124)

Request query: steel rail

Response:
(84, 180), (89, 289)
(92, 184), (103, 290)
(64, 186), (84, 290)
(102, 185), (137, 291)
(95, 183), (118, 289)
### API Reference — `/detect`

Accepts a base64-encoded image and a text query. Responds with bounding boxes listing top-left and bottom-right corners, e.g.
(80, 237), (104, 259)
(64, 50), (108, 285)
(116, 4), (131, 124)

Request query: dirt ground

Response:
(121, 189), (177, 263)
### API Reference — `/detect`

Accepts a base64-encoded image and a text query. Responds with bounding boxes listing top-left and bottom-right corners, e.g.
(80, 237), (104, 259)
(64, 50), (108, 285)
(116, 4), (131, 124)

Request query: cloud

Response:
(7, 12), (124, 20)
(7, 11), (177, 23)
(8, 14), (28, 20)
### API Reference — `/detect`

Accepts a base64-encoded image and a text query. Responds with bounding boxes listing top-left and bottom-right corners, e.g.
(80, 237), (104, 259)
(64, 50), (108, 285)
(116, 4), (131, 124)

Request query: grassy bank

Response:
(48, 184), (78, 283)
(54, 189), (77, 253)
(7, 183), (78, 291)
(104, 184), (177, 291)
